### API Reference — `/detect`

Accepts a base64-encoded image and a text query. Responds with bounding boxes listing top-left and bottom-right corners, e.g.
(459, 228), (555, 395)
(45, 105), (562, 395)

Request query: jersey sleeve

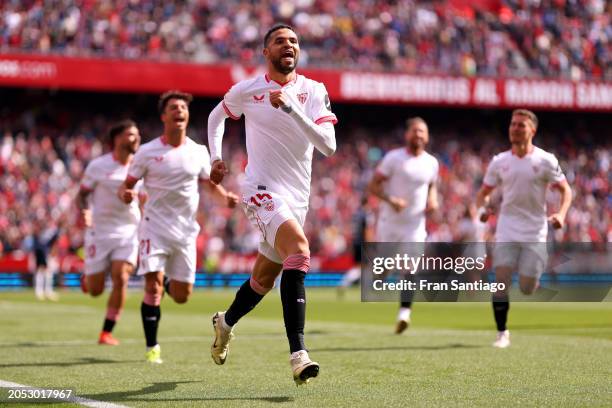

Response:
(80, 161), (97, 191)
(376, 151), (396, 178)
(482, 155), (500, 187)
(544, 154), (566, 184)
(310, 83), (338, 125)
(127, 148), (147, 181)
(222, 82), (244, 120)
(198, 145), (212, 180)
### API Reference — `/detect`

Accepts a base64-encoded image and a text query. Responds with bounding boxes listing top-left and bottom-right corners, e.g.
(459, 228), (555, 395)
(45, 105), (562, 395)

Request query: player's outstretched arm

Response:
(269, 90), (336, 157)
(368, 172), (407, 212)
(426, 182), (439, 213)
(475, 185), (495, 222)
(548, 179), (572, 229)
(204, 180), (239, 208)
(75, 187), (92, 227)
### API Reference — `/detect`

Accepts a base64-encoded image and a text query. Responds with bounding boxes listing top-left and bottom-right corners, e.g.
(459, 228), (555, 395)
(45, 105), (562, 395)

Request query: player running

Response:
(118, 91), (238, 363)
(77, 120), (142, 345)
(207, 24), (337, 384)
(368, 117), (439, 334)
(476, 109), (572, 348)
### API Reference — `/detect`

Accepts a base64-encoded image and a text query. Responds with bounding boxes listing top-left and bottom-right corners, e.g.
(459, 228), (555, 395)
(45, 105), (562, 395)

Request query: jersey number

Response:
(140, 239), (151, 255)
(249, 193), (272, 207)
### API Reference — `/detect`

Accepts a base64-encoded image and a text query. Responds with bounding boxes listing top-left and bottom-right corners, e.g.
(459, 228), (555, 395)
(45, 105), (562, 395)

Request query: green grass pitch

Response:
(0, 289), (610, 407)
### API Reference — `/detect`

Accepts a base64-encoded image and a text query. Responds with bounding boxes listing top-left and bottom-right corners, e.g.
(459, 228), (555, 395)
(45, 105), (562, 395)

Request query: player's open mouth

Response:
(281, 51), (294, 63)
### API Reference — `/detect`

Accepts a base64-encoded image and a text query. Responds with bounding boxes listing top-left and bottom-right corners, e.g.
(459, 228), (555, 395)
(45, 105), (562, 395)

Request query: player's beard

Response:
(272, 54), (298, 75)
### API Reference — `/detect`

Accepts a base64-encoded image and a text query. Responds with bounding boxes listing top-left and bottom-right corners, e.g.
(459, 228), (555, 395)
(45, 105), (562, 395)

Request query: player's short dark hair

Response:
(406, 116), (427, 130)
(108, 119), (136, 149)
(263, 24), (296, 48)
(158, 90), (193, 115)
(512, 109), (538, 129)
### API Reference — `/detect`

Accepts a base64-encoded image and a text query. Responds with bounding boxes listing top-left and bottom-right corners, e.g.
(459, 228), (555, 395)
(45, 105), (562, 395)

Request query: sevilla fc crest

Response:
(264, 200), (275, 211)
(297, 92), (308, 104)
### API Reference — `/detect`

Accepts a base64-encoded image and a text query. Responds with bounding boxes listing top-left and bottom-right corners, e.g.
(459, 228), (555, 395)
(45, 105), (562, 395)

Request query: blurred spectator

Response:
(0, 101), (609, 270)
(0, 0), (609, 79)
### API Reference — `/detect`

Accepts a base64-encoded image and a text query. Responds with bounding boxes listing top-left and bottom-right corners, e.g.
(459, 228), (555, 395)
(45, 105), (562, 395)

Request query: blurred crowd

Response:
(0, 0), (609, 80)
(0, 106), (609, 267)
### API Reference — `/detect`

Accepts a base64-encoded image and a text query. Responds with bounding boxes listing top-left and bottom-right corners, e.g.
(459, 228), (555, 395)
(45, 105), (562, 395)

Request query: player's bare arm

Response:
(368, 172), (407, 212)
(425, 182), (439, 213)
(475, 184), (495, 222)
(76, 188), (93, 227)
(548, 179), (572, 229)
(118, 177), (138, 204)
(204, 179), (239, 208)
(269, 89), (336, 157)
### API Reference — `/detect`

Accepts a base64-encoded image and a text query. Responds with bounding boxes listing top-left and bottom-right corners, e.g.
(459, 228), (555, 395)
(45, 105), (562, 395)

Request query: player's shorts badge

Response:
(264, 200), (275, 211)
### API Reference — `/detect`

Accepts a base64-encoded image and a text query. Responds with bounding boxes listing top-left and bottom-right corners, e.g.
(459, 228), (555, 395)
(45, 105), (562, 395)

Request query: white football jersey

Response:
(222, 74), (337, 207)
(483, 146), (566, 242)
(376, 148), (439, 242)
(127, 136), (211, 241)
(81, 153), (141, 238)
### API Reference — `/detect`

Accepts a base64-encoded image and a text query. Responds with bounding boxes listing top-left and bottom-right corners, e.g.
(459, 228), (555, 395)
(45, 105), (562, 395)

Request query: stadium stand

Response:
(0, 0), (609, 79)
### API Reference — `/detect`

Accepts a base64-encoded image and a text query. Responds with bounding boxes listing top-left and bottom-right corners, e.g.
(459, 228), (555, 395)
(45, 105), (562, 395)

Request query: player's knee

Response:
(519, 283), (537, 295)
(89, 285), (104, 297)
(172, 292), (190, 304)
(145, 280), (163, 296)
(249, 276), (273, 295)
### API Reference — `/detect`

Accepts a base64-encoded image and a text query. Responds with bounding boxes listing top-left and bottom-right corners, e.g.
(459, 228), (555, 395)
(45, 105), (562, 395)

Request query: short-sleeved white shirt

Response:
(376, 148), (439, 241)
(127, 136), (211, 241)
(483, 146), (566, 242)
(81, 153), (141, 238)
(222, 74), (337, 207)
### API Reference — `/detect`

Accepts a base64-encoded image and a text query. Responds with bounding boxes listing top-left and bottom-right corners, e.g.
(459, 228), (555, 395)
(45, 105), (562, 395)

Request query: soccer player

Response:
(77, 120), (142, 345)
(207, 24), (337, 385)
(118, 91), (238, 363)
(29, 220), (62, 301)
(368, 117), (439, 334)
(476, 109), (572, 348)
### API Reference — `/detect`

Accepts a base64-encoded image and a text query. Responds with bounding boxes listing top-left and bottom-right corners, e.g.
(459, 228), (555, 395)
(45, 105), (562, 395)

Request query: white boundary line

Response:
(0, 379), (129, 408)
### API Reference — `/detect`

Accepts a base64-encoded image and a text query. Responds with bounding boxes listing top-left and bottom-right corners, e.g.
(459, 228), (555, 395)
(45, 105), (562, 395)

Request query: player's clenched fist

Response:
(269, 90), (290, 109)
(210, 160), (228, 185)
(117, 185), (136, 204)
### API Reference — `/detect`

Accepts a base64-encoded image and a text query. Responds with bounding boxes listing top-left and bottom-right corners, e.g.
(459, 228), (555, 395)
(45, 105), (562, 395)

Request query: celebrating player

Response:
(118, 91), (238, 363)
(76, 120), (142, 345)
(207, 24), (337, 385)
(368, 117), (439, 334)
(476, 109), (572, 348)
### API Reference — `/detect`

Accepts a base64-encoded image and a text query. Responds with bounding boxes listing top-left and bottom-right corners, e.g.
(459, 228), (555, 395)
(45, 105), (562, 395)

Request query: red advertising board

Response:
(0, 54), (610, 111)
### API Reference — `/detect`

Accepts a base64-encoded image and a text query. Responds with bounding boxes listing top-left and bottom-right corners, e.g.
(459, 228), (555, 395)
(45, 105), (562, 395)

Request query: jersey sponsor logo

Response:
(297, 92), (308, 104)
(253, 94), (265, 103)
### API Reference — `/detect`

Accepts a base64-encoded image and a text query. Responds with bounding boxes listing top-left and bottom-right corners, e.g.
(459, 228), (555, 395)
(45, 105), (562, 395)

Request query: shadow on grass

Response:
(0, 358), (141, 368)
(311, 343), (483, 352)
(84, 381), (294, 403)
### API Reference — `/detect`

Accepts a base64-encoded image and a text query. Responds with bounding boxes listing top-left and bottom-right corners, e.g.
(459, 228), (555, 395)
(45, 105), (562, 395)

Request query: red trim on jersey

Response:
(264, 73), (298, 87)
(374, 170), (389, 180)
(222, 101), (240, 120)
(550, 179), (566, 189)
(482, 182), (496, 189)
(79, 185), (93, 193)
(315, 115), (338, 125)
(198, 176), (210, 183)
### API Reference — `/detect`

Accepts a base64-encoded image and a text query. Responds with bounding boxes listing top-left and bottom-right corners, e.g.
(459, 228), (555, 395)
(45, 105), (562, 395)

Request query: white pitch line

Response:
(0, 380), (129, 408)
